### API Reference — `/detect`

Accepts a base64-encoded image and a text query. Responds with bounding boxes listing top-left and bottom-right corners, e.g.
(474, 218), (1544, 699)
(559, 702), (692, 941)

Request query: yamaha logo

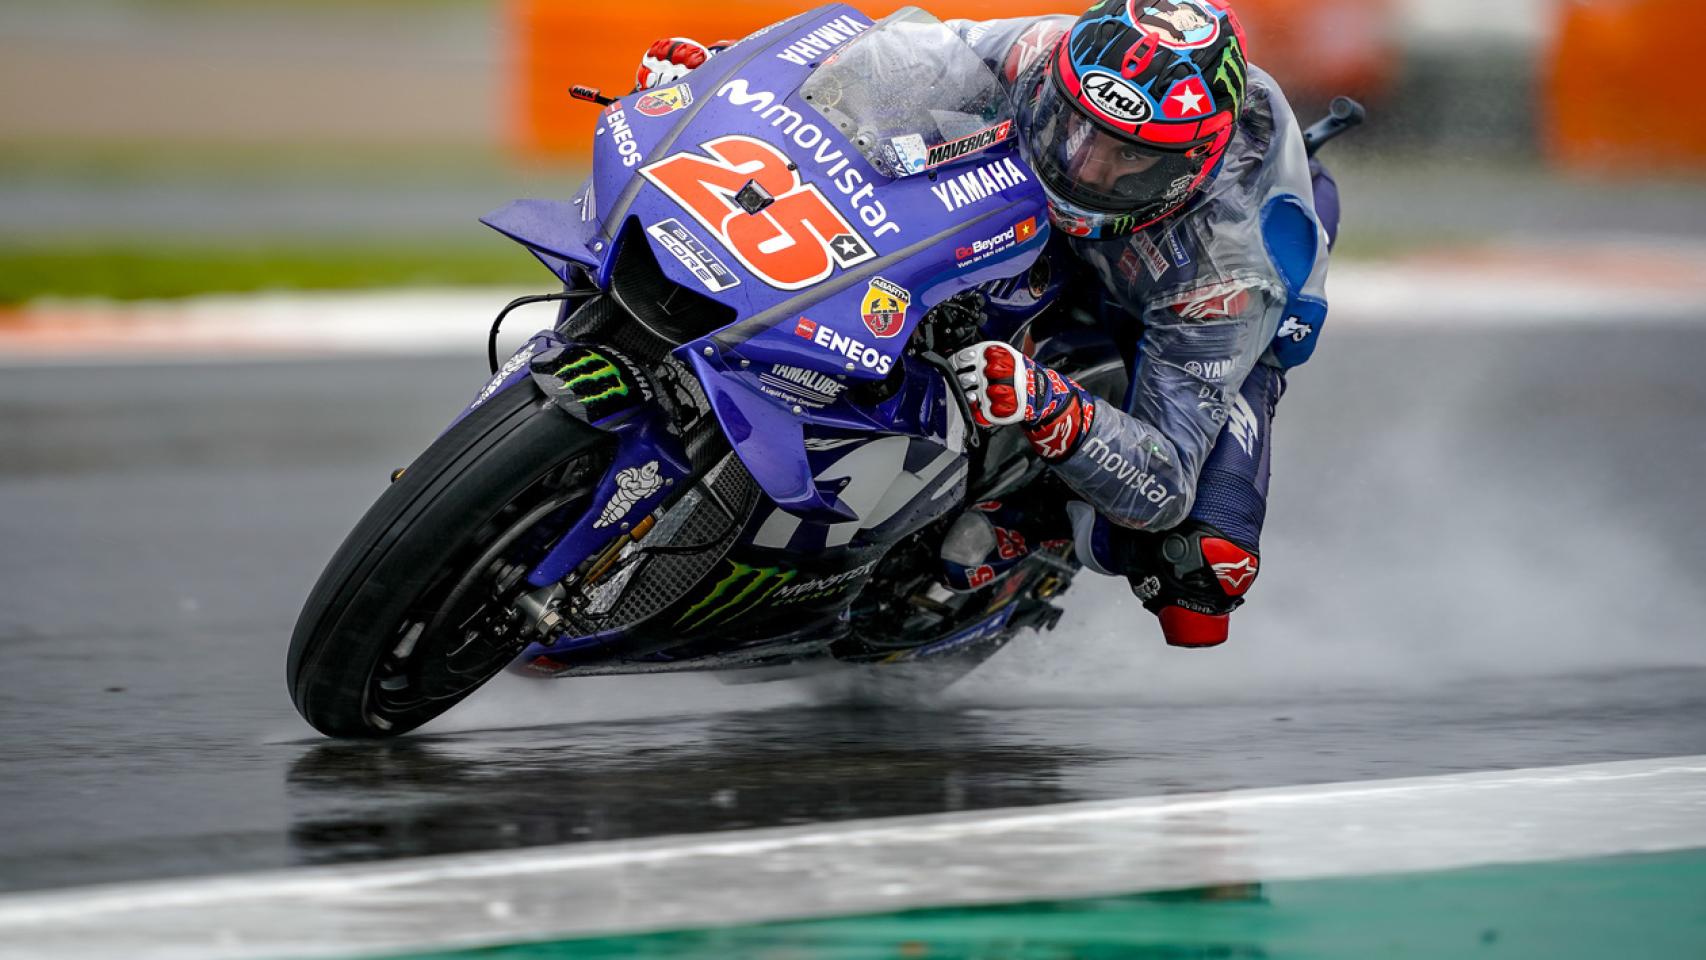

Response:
(1080, 71), (1154, 124)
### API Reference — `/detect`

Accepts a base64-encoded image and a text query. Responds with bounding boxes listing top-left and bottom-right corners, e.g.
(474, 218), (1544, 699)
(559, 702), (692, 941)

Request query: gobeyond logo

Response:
(675, 561), (798, 630)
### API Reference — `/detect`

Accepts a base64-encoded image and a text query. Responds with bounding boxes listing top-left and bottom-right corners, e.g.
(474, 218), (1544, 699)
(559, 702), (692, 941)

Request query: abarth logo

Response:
(860, 277), (911, 339)
(635, 84), (694, 118)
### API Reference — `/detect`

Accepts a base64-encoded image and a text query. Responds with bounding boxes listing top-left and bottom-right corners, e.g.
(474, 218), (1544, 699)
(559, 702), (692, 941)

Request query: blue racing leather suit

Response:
(957, 16), (1333, 554)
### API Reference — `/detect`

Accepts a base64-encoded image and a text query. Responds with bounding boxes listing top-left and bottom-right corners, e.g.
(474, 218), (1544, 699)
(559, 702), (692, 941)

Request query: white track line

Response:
(1, 756), (1703, 960)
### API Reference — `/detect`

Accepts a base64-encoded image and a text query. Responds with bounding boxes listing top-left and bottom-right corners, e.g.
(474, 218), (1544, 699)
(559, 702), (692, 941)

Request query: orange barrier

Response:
(509, 0), (1396, 159)
(1229, 0), (1395, 101)
(511, 1), (1059, 158)
(1547, 0), (1706, 173)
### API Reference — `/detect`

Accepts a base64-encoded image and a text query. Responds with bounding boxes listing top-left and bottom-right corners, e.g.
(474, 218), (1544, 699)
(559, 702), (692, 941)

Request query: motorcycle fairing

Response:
(480, 185), (601, 282)
(489, 5), (1067, 663)
(744, 424), (971, 553)
(673, 193), (1037, 521)
(897, 603), (1017, 662)
(590, 5), (876, 291)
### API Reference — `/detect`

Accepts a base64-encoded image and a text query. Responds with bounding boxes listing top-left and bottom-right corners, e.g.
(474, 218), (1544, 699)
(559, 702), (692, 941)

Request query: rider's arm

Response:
(1050, 277), (1286, 531)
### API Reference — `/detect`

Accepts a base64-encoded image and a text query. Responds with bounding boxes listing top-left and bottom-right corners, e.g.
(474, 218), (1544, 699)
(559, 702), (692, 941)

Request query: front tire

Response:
(287, 381), (608, 738)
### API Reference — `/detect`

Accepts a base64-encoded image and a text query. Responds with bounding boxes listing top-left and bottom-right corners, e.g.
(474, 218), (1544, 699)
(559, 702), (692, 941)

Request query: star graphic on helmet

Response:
(1171, 88), (1206, 115)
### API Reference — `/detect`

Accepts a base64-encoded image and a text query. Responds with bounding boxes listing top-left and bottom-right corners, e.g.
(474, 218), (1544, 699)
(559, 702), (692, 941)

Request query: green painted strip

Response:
(398, 848), (1706, 960)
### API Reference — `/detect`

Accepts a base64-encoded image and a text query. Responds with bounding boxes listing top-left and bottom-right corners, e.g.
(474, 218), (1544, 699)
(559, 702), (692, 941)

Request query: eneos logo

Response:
(794, 316), (893, 375)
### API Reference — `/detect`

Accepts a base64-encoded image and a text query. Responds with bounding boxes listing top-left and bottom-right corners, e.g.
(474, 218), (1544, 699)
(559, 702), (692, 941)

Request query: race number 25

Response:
(641, 136), (873, 290)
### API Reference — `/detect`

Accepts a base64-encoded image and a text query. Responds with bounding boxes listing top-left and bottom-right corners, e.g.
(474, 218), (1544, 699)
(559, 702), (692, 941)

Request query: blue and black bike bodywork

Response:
(288, 5), (1103, 737)
(286, 3), (1364, 738)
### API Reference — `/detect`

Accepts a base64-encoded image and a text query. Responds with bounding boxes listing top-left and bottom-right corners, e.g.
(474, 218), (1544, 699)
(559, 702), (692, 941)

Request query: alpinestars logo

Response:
(1201, 537), (1258, 596)
(1211, 557), (1258, 591)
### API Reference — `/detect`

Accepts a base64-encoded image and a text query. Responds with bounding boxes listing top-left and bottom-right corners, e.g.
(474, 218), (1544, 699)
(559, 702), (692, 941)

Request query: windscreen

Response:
(800, 7), (1016, 180)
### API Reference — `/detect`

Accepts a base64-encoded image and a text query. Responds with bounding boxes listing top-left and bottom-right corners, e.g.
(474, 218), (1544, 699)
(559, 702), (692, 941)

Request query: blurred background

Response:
(2, 0), (1704, 306)
(3, 0), (1706, 930)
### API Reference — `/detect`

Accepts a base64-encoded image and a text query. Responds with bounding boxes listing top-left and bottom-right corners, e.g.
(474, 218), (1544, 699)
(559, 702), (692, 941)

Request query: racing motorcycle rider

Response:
(635, 0), (1334, 648)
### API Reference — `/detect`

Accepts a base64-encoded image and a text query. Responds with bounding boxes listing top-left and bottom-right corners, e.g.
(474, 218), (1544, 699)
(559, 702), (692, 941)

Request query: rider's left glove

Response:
(952, 341), (1096, 463)
(635, 37), (725, 91)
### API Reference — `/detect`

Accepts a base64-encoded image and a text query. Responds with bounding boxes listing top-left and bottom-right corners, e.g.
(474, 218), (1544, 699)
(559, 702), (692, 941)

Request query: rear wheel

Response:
(287, 381), (608, 738)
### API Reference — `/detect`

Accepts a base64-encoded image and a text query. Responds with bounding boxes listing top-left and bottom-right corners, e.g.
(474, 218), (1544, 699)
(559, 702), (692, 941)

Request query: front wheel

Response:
(287, 381), (608, 738)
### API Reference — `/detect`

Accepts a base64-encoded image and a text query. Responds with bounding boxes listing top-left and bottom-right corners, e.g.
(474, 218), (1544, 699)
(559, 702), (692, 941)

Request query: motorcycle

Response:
(287, 3), (1361, 738)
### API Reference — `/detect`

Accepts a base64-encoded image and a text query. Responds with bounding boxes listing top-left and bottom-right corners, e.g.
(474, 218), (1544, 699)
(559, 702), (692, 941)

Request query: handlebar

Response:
(1303, 96), (1367, 158)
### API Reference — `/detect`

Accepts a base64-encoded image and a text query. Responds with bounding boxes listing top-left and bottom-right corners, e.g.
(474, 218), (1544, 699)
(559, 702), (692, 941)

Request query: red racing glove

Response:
(635, 37), (724, 91)
(952, 341), (1096, 463)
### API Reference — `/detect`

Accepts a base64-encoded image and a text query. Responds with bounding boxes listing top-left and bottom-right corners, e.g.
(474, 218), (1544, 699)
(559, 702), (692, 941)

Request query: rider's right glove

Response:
(635, 37), (724, 91)
(952, 341), (1096, 463)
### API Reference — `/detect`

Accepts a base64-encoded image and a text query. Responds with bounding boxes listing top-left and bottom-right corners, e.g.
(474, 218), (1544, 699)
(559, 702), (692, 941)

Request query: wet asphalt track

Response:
(3, 320), (1706, 895)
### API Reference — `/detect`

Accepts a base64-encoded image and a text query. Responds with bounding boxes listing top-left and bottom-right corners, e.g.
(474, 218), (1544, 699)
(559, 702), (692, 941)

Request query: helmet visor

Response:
(1022, 76), (1208, 222)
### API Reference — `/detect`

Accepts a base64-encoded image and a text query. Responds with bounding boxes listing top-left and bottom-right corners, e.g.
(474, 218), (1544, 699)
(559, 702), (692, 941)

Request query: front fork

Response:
(468, 332), (695, 603)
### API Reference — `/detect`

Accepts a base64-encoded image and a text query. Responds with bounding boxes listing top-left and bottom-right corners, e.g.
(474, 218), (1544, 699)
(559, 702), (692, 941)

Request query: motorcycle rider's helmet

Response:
(1016, 0), (1250, 240)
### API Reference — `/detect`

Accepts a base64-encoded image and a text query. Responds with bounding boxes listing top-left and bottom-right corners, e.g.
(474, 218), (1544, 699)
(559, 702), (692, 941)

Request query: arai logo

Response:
(1080, 71), (1154, 124)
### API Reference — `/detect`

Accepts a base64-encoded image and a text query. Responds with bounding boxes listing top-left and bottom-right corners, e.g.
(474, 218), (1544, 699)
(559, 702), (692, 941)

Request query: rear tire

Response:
(287, 381), (608, 738)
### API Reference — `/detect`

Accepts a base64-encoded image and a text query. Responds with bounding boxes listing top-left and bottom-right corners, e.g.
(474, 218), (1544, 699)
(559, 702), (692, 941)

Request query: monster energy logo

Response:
(554, 350), (628, 405)
(675, 561), (797, 630)
(1211, 35), (1247, 116)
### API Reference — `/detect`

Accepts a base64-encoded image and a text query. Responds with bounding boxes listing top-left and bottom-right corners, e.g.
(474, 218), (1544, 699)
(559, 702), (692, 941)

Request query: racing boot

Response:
(1068, 503), (1258, 648)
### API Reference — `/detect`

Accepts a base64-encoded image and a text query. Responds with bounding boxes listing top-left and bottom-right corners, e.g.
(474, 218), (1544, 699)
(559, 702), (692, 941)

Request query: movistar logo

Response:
(675, 561), (797, 630)
(554, 350), (628, 405)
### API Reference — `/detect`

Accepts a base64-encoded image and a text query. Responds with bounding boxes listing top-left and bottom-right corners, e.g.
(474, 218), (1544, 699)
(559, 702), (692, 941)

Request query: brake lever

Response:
(918, 349), (981, 450)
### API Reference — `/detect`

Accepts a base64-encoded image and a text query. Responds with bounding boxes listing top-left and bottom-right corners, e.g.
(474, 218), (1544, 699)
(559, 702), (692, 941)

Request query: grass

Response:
(0, 230), (1442, 307)
(0, 242), (553, 306)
